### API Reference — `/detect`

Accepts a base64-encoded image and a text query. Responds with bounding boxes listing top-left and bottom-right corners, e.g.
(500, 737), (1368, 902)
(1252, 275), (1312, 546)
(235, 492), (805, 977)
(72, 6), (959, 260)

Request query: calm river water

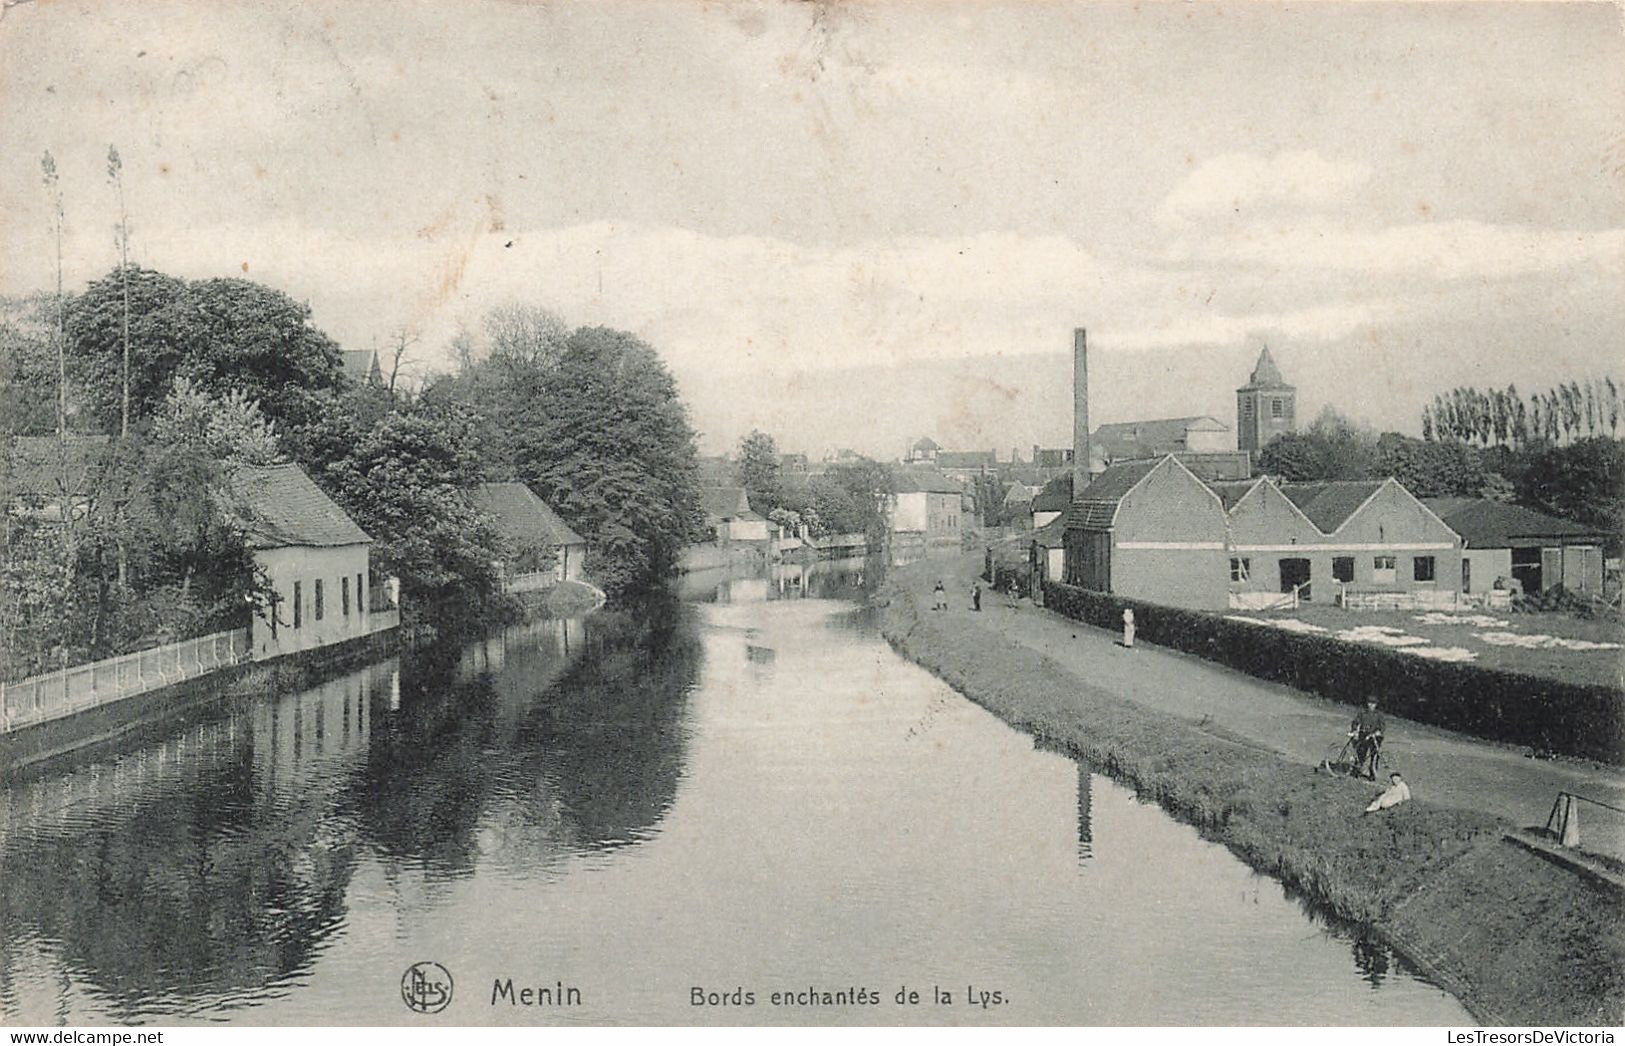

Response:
(0, 560), (1468, 1025)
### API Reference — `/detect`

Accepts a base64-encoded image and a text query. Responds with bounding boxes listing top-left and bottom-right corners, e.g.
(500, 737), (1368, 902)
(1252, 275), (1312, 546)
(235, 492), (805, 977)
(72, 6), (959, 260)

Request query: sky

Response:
(2, 0), (1621, 457)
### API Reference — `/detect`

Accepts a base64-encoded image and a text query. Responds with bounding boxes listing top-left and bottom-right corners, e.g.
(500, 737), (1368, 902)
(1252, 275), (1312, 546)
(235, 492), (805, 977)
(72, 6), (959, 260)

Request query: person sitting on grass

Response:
(1363, 771), (1411, 814)
(1348, 699), (1385, 780)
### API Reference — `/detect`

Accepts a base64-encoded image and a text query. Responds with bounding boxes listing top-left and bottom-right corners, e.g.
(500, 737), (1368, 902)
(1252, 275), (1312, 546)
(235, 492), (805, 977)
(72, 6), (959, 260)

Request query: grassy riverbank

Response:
(880, 562), (1624, 1025)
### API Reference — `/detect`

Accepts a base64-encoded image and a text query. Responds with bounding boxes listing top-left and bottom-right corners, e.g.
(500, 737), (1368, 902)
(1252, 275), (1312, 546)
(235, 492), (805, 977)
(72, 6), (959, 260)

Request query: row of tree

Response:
(1, 269), (705, 680)
(1421, 378), (1621, 448)
(1258, 407), (1623, 535)
(732, 430), (894, 544)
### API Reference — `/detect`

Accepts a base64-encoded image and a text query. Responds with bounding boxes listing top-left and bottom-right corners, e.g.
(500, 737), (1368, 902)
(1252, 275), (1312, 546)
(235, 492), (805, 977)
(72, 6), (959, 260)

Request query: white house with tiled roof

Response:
(227, 462), (390, 659)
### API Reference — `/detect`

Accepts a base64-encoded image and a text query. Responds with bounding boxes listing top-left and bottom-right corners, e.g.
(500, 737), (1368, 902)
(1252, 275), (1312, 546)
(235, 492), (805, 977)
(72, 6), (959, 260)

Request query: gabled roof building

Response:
(1056, 456), (1467, 611)
(470, 481), (588, 582)
(226, 462), (385, 659)
(1422, 497), (1609, 596)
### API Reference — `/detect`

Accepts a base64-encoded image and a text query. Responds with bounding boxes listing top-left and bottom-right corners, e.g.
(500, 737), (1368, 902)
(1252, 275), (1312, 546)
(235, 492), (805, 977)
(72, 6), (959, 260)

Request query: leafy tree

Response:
(305, 397), (504, 612)
(506, 327), (704, 596)
(1516, 437), (1625, 537)
(1258, 411), (1376, 482)
(66, 269), (344, 435)
(736, 429), (782, 513)
(151, 377), (282, 465)
(1372, 433), (1487, 498)
(0, 296), (67, 436)
(825, 458), (895, 545)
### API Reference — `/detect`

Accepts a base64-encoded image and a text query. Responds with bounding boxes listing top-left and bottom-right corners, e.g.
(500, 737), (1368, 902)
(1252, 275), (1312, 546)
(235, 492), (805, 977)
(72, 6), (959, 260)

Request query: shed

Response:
(1060, 456), (1230, 609)
(228, 462), (378, 659)
(1422, 497), (1609, 596)
(471, 482), (588, 583)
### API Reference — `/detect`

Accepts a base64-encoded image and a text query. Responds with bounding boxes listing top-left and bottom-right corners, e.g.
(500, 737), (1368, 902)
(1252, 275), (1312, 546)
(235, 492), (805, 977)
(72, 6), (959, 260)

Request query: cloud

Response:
(1158, 150), (1373, 225)
(1166, 219), (1625, 279)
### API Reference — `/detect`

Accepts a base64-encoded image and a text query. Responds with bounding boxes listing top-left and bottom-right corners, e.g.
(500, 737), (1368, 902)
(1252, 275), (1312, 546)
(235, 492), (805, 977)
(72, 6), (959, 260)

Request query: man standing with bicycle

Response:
(1349, 699), (1385, 781)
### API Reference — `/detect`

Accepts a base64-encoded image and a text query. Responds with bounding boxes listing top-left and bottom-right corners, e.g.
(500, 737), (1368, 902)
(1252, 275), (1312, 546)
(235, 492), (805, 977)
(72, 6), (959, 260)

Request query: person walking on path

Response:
(971, 583), (982, 612)
(933, 580), (948, 612)
(1349, 699), (1386, 780)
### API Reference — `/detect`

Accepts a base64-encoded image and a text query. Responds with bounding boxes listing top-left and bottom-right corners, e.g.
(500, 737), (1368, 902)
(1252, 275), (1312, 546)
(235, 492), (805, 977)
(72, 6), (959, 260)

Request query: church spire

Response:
(1248, 346), (1286, 388)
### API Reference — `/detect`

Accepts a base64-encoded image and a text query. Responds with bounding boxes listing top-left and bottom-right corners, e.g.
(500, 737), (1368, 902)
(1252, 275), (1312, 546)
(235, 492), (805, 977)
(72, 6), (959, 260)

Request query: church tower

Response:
(1236, 346), (1296, 454)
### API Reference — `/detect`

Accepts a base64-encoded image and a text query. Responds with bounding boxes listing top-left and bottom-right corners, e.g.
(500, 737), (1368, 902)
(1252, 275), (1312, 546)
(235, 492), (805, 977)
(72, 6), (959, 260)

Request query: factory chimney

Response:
(1072, 327), (1090, 502)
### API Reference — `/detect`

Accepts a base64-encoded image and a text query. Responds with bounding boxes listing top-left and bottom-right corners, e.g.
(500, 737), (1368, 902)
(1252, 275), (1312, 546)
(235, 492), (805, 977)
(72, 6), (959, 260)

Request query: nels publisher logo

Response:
(401, 961), (454, 1014)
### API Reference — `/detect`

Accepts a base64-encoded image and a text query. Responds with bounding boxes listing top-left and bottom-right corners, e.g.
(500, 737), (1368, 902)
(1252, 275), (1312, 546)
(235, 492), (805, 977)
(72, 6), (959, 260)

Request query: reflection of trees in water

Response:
(677, 554), (881, 604)
(515, 600), (700, 848)
(0, 741), (357, 1020)
(347, 601), (700, 875)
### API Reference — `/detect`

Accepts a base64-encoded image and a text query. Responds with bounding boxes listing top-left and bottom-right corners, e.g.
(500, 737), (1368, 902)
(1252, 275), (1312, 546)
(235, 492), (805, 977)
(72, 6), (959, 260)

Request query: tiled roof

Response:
(701, 486), (751, 519)
(1206, 479), (1261, 512)
(936, 450), (997, 469)
(1062, 459), (1163, 531)
(341, 348), (381, 383)
(227, 463), (371, 549)
(1092, 417), (1228, 460)
(893, 468), (962, 495)
(1032, 515), (1067, 548)
(4, 434), (110, 499)
(1422, 497), (1608, 548)
(1278, 481), (1386, 533)
(1030, 474), (1073, 512)
(470, 482), (586, 550)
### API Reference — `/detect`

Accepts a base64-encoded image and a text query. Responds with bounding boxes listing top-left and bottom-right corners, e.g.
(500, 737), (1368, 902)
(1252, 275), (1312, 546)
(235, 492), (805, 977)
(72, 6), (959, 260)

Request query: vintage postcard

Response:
(1, 0), (1621, 1032)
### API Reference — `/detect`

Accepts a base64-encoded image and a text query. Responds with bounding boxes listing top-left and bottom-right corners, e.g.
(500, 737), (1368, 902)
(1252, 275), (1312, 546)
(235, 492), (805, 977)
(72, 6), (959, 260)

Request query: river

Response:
(0, 558), (1469, 1025)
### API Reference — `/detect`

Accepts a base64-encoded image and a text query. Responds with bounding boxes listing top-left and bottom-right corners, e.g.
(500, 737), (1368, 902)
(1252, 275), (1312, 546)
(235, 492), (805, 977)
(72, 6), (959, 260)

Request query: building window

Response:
(342, 576), (350, 617)
(1271, 398), (1284, 419)
(1372, 556), (1396, 583)
(1332, 556), (1355, 583)
(314, 579), (324, 621)
(1414, 556), (1436, 582)
(357, 573), (365, 613)
(293, 581), (303, 629)
(1241, 399), (1254, 418)
(1230, 557), (1250, 582)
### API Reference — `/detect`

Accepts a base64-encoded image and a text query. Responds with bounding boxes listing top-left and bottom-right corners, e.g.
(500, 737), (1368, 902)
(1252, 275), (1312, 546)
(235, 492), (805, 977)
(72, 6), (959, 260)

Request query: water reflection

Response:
(677, 555), (878, 605)
(0, 575), (1469, 1026)
(0, 607), (696, 1023)
(1076, 760), (1093, 861)
(0, 663), (389, 1020)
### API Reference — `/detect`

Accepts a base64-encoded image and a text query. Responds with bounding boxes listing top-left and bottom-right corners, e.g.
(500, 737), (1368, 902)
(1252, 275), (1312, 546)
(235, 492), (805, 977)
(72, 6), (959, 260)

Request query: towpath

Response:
(917, 555), (1625, 860)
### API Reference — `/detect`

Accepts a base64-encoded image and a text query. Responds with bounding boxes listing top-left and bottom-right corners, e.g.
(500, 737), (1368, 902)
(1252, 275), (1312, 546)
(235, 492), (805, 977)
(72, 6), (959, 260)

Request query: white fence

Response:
(1336, 588), (1462, 611)
(503, 571), (558, 593)
(1, 628), (250, 734)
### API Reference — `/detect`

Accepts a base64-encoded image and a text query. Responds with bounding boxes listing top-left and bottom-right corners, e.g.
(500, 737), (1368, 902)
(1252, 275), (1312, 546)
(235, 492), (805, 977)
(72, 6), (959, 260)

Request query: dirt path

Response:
(929, 556), (1625, 859)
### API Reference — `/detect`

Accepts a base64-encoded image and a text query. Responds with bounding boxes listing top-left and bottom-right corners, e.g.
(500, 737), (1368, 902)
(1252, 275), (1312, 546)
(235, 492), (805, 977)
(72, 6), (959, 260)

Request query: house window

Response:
(357, 573), (365, 613)
(293, 581), (303, 629)
(1414, 556), (1436, 582)
(342, 576), (350, 617)
(1271, 398), (1284, 419)
(1372, 556), (1396, 583)
(1241, 399), (1254, 418)
(1332, 556), (1355, 583)
(314, 579), (324, 621)
(1230, 557), (1250, 583)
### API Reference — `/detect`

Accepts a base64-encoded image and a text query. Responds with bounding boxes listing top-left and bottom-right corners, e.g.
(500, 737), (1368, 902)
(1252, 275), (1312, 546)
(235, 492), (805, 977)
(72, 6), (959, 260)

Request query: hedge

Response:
(1042, 580), (1625, 765)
